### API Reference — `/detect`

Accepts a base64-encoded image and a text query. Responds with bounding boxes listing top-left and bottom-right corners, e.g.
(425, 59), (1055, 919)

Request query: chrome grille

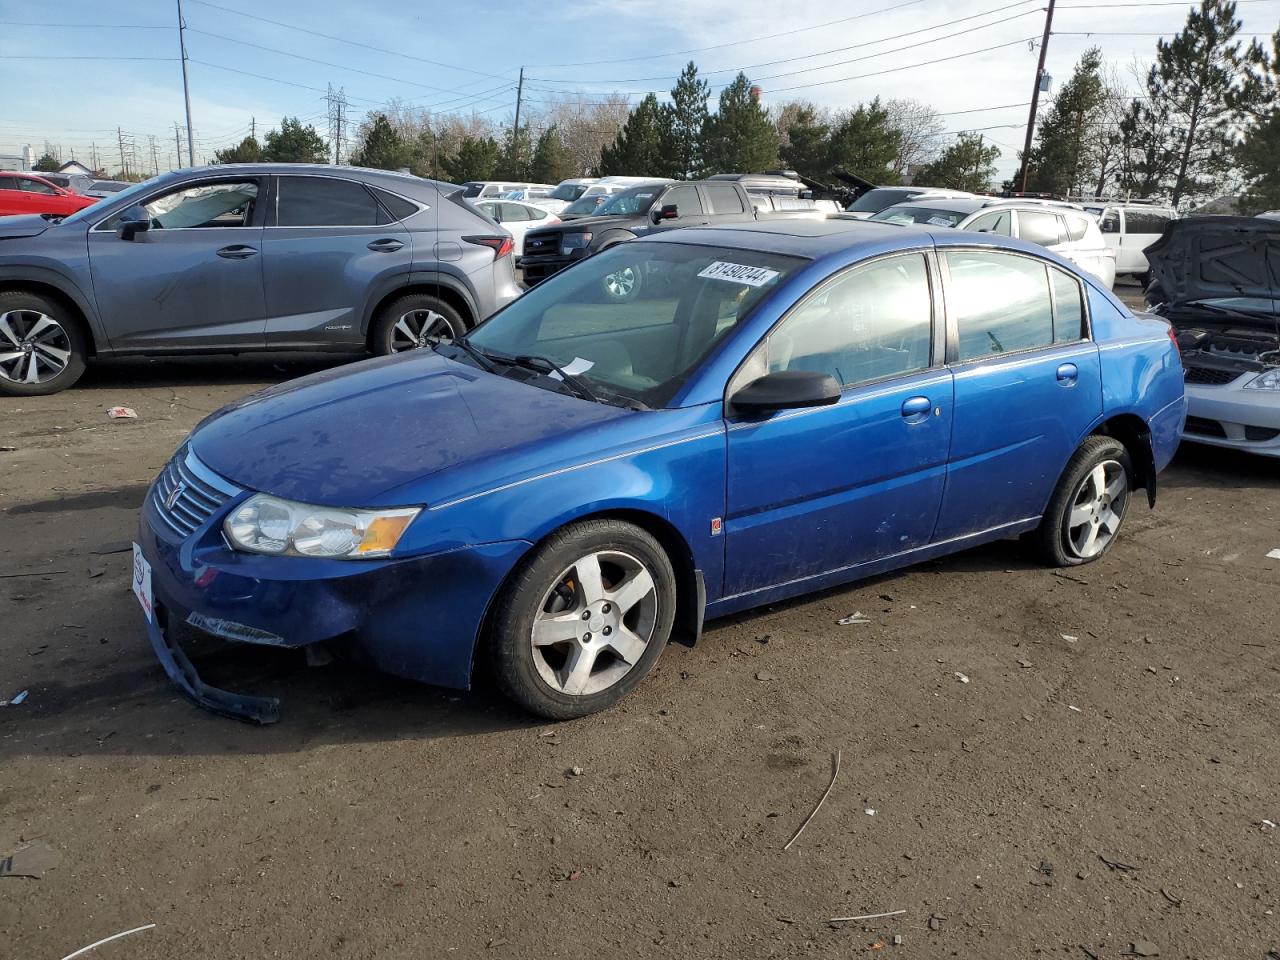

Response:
(150, 447), (240, 539)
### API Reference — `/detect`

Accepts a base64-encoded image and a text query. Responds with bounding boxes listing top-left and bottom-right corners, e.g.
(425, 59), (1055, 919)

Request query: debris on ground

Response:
(755, 671), (775, 682)
(106, 406), (138, 419)
(1099, 854), (1137, 872)
(90, 541), (132, 555)
(893, 934), (903, 945)
(0, 690), (29, 707)
(837, 612), (871, 625)
(783, 749), (841, 851)
(1018, 658), (1033, 668)
(87, 562), (106, 578)
(755, 634), (771, 644)
(954, 672), (970, 684)
(864, 808), (877, 816)
(567, 766), (584, 777)
(1124, 941), (1160, 957)
(1159, 888), (1181, 906)
(1, 839), (61, 878)
(0, 445), (16, 452)
(1261, 819), (1276, 830)
(1037, 860), (1053, 876)
(57, 922), (155, 960)
(1266, 549), (1280, 560)
(927, 914), (945, 931)
(1068, 705), (1083, 713)
(829, 909), (906, 923)
(1062, 634), (1080, 642)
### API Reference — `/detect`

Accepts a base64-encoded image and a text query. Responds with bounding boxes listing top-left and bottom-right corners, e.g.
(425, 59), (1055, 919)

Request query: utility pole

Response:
(149, 135), (160, 176)
(90, 141), (98, 173)
(117, 127), (128, 178)
(512, 66), (525, 168)
(174, 123), (183, 168)
(251, 116), (255, 141)
(1017, 0), (1056, 193)
(176, 0), (195, 167)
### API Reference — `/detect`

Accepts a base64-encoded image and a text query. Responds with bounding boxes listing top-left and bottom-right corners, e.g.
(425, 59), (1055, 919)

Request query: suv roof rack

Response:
(1067, 194), (1172, 206)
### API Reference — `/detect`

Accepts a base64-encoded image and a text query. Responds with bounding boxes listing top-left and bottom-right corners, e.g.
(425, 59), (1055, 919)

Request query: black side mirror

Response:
(653, 203), (679, 223)
(731, 370), (841, 414)
(116, 205), (151, 241)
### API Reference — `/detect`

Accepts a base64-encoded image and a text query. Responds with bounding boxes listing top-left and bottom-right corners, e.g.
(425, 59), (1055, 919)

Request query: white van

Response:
(1080, 201), (1177, 282)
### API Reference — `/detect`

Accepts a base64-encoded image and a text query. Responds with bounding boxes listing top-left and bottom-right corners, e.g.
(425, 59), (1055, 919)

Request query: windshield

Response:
(461, 182), (483, 198)
(60, 177), (158, 224)
(871, 205), (968, 227)
(847, 188), (915, 213)
(563, 195), (606, 216)
(595, 185), (663, 217)
(550, 183), (589, 201)
(465, 242), (804, 407)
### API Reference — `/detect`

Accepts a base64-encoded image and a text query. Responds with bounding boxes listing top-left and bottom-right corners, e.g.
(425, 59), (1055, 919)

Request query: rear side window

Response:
(664, 185), (704, 217)
(371, 187), (419, 222)
(968, 211), (1011, 236)
(1123, 210), (1171, 234)
(1051, 268), (1086, 342)
(1063, 213), (1091, 242)
(1017, 210), (1063, 247)
(945, 251), (1055, 361)
(705, 184), (745, 214)
(277, 177), (381, 227)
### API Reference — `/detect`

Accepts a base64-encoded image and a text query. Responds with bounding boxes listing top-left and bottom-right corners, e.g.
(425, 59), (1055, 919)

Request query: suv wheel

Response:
(0, 290), (88, 396)
(371, 294), (467, 356)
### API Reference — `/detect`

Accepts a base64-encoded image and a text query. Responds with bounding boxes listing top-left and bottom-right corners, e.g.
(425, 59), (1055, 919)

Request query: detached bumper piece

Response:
(146, 604), (281, 725)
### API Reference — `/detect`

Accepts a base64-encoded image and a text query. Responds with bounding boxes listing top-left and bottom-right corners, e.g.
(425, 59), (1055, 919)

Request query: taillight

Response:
(464, 235), (513, 260)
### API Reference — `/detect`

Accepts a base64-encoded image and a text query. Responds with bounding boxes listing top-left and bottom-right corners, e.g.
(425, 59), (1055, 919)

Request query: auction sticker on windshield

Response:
(698, 261), (781, 287)
(132, 542), (154, 623)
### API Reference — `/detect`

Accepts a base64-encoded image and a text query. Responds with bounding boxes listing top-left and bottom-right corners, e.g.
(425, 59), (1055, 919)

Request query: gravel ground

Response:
(2, 280), (1279, 959)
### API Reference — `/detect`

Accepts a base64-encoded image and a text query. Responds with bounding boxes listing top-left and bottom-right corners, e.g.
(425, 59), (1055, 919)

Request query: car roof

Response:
(884, 197), (990, 214)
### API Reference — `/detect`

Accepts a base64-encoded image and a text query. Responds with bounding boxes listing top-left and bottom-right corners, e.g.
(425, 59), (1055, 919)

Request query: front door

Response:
(86, 177), (267, 350)
(933, 248), (1103, 540)
(723, 252), (953, 597)
(262, 174), (414, 347)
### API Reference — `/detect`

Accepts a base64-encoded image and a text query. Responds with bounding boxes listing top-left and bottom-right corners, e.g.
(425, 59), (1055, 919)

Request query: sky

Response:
(1, 0), (1277, 182)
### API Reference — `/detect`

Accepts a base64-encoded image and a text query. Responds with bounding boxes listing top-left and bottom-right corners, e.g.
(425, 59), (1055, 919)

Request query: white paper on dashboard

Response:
(549, 357), (595, 380)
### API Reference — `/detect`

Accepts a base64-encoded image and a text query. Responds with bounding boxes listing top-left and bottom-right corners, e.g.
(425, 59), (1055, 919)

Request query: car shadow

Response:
(78, 352), (360, 390)
(1169, 440), (1280, 487)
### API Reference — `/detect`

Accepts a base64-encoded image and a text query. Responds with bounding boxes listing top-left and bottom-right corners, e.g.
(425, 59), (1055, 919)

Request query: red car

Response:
(0, 171), (98, 218)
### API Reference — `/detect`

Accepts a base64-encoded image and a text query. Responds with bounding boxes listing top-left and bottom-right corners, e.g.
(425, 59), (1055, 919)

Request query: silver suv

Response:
(0, 164), (522, 395)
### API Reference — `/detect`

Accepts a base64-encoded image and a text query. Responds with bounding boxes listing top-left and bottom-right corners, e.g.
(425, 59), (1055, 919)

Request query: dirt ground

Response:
(3, 281), (1279, 959)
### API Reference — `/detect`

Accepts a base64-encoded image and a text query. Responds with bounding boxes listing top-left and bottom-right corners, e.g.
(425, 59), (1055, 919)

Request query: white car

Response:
(461, 181), (555, 203)
(842, 186), (977, 219)
(871, 197), (1117, 288)
(535, 177), (664, 215)
(475, 199), (561, 261)
(1147, 216), (1280, 457)
(1079, 201), (1177, 283)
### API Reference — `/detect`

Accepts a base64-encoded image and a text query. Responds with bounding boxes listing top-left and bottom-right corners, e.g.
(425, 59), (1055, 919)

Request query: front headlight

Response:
(1243, 369), (1280, 391)
(224, 494), (420, 559)
(560, 232), (592, 255)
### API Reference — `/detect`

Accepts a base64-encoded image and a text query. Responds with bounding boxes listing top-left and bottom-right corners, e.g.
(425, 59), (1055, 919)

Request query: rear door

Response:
(933, 248), (1101, 539)
(723, 251), (953, 595)
(262, 174), (412, 348)
(86, 176), (267, 349)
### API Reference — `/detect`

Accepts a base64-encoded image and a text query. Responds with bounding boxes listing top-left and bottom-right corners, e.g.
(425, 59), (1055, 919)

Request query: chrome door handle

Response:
(368, 238), (404, 252)
(216, 245), (257, 260)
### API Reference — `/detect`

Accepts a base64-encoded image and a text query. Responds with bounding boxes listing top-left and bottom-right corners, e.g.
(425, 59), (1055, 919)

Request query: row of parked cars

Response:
(0, 170), (132, 218)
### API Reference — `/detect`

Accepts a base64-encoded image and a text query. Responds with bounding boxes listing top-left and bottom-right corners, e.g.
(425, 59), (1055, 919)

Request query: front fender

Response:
(0, 261), (108, 351)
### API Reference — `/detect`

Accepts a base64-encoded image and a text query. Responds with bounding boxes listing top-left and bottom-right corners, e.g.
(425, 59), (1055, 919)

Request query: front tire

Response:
(0, 290), (87, 396)
(371, 294), (467, 356)
(488, 519), (677, 720)
(599, 263), (642, 303)
(1033, 436), (1133, 567)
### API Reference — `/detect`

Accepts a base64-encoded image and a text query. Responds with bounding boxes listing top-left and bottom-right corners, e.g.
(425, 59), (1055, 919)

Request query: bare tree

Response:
(885, 98), (945, 179)
(1089, 61), (1132, 197)
(526, 93), (632, 176)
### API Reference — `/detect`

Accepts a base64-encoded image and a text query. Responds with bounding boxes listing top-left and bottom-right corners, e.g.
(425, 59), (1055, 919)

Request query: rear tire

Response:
(371, 294), (467, 356)
(0, 290), (87, 396)
(1033, 436), (1133, 567)
(488, 519), (676, 720)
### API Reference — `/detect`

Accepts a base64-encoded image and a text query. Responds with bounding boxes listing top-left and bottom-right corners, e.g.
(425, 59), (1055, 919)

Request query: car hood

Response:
(189, 351), (631, 506)
(534, 213), (640, 233)
(0, 214), (53, 239)
(1146, 216), (1280, 310)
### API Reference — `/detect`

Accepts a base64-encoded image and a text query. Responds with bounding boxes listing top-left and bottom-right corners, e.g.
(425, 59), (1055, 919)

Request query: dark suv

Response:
(0, 164), (521, 395)
(520, 180), (759, 290)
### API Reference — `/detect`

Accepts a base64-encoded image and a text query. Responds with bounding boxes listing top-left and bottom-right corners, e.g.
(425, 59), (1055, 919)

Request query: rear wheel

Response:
(488, 519), (676, 719)
(1033, 436), (1133, 567)
(371, 294), (467, 356)
(0, 290), (87, 396)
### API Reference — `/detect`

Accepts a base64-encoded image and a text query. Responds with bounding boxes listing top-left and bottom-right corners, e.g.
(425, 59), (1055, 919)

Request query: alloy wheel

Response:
(602, 267), (637, 300)
(530, 550), (659, 697)
(0, 310), (72, 385)
(1065, 459), (1128, 559)
(391, 309), (458, 352)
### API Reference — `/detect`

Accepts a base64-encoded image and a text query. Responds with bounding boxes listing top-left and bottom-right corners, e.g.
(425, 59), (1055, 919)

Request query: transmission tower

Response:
(326, 84), (348, 165)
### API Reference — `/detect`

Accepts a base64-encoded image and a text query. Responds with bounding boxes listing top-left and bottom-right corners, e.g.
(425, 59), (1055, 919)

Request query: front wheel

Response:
(0, 290), (88, 396)
(1032, 436), (1133, 567)
(488, 519), (677, 719)
(371, 294), (467, 356)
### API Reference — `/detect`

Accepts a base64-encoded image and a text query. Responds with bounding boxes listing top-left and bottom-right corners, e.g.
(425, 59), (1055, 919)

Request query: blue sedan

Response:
(133, 219), (1186, 722)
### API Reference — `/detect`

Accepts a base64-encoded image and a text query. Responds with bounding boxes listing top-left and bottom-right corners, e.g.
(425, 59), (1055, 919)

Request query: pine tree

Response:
(494, 125), (534, 180)
(213, 136), (263, 165)
(262, 117), (329, 164)
(442, 136), (500, 183)
(1024, 48), (1107, 196)
(827, 99), (902, 184)
(351, 114), (409, 170)
(1237, 29), (1279, 213)
(530, 126), (574, 183)
(34, 154), (59, 172)
(1122, 0), (1262, 205)
(779, 105), (831, 180)
(661, 62), (710, 179)
(916, 133), (1001, 192)
(596, 94), (668, 176)
(701, 73), (780, 174)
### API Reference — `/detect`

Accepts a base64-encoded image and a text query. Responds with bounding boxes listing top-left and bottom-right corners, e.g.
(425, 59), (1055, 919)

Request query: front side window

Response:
(1099, 211), (1120, 234)
(595, 186), (661, 216)
(277, 177), (380, 227)
(466, 243), (802, 407)
(759, 254), (934, 387)
(664, 185), (704, 218)
(103, 180), (259, 230)
(968, 211), (1011, 236)
(945, 250), (1055, 361)
(705, 184), (745, 214)
(1016, 210), (1063, 246)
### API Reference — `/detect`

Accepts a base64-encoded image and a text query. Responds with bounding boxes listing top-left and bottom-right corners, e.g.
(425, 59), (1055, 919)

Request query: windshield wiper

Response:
(511, 354), (602, 404)
(438, 338), (497, 373)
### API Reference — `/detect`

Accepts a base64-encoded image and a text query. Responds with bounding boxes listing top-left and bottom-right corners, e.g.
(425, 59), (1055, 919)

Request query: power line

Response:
(0, 20), (168, 28)
(0, 55), (178, 61)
